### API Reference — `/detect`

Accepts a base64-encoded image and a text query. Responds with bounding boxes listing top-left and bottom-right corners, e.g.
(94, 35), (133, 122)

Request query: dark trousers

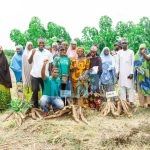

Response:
(31, 76), (44, 108)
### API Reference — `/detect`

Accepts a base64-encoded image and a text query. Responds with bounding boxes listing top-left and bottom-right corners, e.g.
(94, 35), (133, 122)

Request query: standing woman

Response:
(10, 45), (23, 83)
(87, 45), (102, 93)
(53, 46), (70, 78)
(67, 40), (78, 59)
(70, 47), (90, 97)
(0, 46), (12, 110)
(100, 47), (116, 92)
(22, 42), (33, 102)
(61, 41), (68, 51)
(134, 44), (150, 107)
(53, 45), (71, 105)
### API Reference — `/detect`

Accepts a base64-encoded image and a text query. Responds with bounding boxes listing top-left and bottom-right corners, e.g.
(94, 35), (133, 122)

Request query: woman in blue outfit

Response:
(10, 45), (23, 83)
(100, 47), (116, 92)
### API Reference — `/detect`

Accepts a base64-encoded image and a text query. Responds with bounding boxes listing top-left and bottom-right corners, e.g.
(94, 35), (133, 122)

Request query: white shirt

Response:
(28, 48), (53, 78)
(116, 49), (134, 88)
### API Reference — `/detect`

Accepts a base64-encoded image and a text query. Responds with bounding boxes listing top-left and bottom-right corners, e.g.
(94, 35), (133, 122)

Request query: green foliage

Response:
(25, 17), (46, 47)
(10, 29), (26, 46)
(4, 50), (15, 65)
(10, 99), (30, 112)
(10, 16), (150, 54)
(81, 16), (150, 54)
(46, 22), (71, 46)
(10, 16), (71, 47)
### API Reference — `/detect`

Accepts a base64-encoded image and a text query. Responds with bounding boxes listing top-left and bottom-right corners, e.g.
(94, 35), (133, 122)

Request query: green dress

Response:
(134, 51), (150, 96)
(53, 55), (70, 78)
(0, 51), (12, 110)
(0, 84), (11, 110)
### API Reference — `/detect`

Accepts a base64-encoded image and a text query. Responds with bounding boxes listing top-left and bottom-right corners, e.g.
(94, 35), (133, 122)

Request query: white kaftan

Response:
(116, 49), (135, 102)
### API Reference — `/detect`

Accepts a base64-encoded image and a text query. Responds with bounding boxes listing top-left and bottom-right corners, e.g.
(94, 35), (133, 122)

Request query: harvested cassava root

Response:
(100, 100), (119, 117)
(116, 99), (133, 117)
(100, 99), (134, 118)
(3, 108), (43, 126)
(45, 105), (88, 124)
(4, 105), (88, 126)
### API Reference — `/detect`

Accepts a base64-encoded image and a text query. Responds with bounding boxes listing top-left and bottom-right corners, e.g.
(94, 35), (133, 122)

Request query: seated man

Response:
(39, 60), (64, 116)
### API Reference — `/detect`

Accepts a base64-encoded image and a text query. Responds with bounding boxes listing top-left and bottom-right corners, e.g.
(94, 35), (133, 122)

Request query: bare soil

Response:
(0, 69), (149, 150)
(0, 106), (150, 150)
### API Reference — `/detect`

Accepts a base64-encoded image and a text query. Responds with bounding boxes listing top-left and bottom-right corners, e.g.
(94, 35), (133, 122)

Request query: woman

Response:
(134, 44), (150, 107)
(10, 45), (23, 83)
(0, 46), (12, 110)
(67, 40), (78, 59)
(53, 46), (71, 105)
(100, 47), (116, 92)
(53, 45), (70, 78)
(61, 41), (68, 51)
(87, 45), (102, 93)
(22, 42), (33, 102)
(70, 47), (90, 106)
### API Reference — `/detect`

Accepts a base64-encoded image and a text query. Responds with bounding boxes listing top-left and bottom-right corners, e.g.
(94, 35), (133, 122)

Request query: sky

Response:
(0, 0), (150, 49)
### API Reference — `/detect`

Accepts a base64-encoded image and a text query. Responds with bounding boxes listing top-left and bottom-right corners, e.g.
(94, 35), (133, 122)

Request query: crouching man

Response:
(39, 60), (64, 116)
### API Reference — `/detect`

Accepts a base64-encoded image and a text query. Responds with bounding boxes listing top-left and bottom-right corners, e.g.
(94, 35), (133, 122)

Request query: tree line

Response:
(10, 16), (150, 54)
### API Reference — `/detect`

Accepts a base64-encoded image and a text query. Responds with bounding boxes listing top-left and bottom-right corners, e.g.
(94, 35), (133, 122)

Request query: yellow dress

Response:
(70, 57), (90, 96)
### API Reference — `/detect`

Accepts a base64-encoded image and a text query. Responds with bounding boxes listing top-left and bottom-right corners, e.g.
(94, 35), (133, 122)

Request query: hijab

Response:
(10, 45), (23, 82)
(0, 47), (12, 88)
(100, 47), (115, 66)
(23, 42), (33, 56)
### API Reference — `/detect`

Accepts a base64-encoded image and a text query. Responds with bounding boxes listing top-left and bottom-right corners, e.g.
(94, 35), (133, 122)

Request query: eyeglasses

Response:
(122, 42), (127, 44)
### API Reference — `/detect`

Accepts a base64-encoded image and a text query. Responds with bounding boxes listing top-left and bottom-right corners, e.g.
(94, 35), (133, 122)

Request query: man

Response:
(111, 41), (122, 67)
(111, 41), (122, 56)
(28, 38), (53, 108)
(39, 60), (64, 116)
(116, 38), (135, 105)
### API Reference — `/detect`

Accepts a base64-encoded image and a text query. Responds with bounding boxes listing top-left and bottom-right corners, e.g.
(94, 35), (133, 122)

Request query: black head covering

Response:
(0, 51), (12, 88)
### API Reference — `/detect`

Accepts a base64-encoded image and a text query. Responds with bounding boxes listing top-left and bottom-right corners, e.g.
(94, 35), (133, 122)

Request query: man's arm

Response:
(28, 49), (36, 64)
(41, 60), (48, 80)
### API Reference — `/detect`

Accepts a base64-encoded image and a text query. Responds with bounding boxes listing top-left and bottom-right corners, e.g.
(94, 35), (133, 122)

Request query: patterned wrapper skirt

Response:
(0, 84), (11, 110)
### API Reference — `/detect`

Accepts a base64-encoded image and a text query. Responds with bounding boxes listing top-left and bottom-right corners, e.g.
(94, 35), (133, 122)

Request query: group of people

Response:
(0, 38), (150, 116)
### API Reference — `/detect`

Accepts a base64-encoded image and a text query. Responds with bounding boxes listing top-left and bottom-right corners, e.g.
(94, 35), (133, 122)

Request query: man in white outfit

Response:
(116, 38), (135, 105)
(28, 38), (53, 108)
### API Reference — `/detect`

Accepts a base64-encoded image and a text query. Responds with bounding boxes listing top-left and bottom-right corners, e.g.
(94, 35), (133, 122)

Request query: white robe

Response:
(116, 49), (134, 88)
(22, 50), (32, 87)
